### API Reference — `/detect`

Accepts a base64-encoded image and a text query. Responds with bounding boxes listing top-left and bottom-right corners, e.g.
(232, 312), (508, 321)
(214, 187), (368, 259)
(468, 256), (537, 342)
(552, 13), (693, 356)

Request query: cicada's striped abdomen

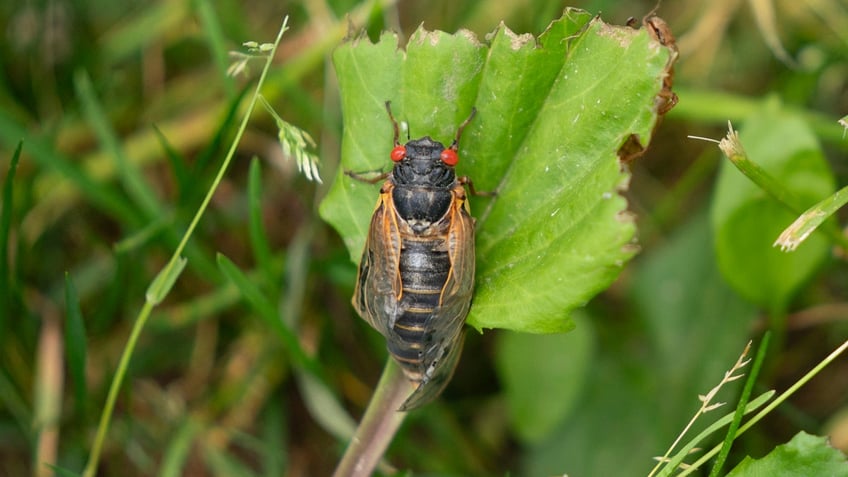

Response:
(388, 237), (450, 382)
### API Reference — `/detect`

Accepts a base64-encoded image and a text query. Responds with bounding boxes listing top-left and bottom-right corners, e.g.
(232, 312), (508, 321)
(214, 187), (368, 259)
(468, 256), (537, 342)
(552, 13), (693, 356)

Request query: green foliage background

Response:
(1, 0), (847, 476)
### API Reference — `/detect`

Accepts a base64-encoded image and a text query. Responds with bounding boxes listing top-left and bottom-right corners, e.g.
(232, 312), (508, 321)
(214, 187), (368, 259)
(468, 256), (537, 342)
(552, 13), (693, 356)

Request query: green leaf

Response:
(320, 10), (674, 333)
(64, 273), (89, 415)
(711, 104), (835, 311)
(146, 256), (188, 305)
(495, 313), (593, 443)
(726, 431), (848, 476)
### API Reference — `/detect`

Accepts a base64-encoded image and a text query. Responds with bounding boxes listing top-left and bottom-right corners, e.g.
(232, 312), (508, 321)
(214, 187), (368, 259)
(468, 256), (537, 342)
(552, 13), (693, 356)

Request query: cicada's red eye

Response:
(440, 149), (458, 166)
(391, 145), (406, 162)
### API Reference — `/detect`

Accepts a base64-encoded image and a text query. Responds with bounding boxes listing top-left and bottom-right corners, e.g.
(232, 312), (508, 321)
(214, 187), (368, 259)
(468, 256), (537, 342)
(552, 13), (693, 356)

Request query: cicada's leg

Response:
(457, 176), (496, 197)
(346, 169), (390, 184)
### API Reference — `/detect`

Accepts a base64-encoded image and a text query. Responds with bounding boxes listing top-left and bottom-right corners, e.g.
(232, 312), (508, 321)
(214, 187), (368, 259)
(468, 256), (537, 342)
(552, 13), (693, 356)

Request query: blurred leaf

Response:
(44, 464), (83, 477)
(495, 314), (593, 443)
(195, 0), (236, 97)
(152, 125), (189, 201)
(203, 444), (260, 477)
(247, 157), (274, 279)
(75, 70), (163, 219)
(63, 273), (88, 415)
(523, 212), (758, 476)
(295, 371), (357, 441)
(216, 252), (360, 444)
(0, 111), (142, 226)
(216, 253), (326, 380)
(0, 372), (29, 439)
(321, 10), (674, 333)
(189, 87), (250, 204)
(259, 404), (286, 477)
(161, 419), (201, 477)
(113, 214), (174, 254)
(0, 140), (22, 340)
(749, 0), (797, 67)
(711, 105), (835, 311)
(100, 1), (188, 62)
(726, 431), (848, 476)
(216, 253), (288, 338)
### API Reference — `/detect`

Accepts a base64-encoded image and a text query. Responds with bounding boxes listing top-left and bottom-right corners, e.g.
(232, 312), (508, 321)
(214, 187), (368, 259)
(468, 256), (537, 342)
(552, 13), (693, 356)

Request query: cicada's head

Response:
(382, 101), (476, 189)
(389, 137), (458, 188)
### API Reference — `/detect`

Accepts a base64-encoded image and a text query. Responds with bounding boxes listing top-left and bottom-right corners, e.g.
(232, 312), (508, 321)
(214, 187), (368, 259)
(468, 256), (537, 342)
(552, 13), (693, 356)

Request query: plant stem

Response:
(82, 17), (289, 477)
(719, 124), (848, 251)
(333, 359), (411, 477)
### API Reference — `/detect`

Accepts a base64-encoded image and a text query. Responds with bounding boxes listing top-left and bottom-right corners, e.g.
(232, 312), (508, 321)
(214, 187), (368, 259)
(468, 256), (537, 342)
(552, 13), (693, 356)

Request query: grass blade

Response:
(160, 419), (201, 477)
(718, 122), (848, 250)
(215, 253), (319, 377)
(260, 404), (286, 477)
(679, 338), (848, 475)
(0, 140), (22, 340)
(152, 125), (189, 202)
(247, 157), (274, 278)
(44, 464), (82, 477)
(195, 0), (236, 98)
(774, 184), (848, 252)
(85, 16), (291, 477)
(0, 112), (142, 226)
(708, 332), (771, 477)
(657, 390), (776, 477)
(75, 70), (163, 219)
(63, 273), (88, 416)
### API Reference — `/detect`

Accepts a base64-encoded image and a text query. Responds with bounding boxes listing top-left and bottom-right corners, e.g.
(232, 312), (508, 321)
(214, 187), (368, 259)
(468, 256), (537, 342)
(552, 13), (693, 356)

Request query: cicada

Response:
(349, 102), (478, 411)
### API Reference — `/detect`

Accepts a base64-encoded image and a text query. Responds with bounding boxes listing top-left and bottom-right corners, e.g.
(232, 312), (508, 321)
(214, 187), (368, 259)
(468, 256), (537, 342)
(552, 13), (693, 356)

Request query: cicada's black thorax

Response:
(391, 137), (456, 234)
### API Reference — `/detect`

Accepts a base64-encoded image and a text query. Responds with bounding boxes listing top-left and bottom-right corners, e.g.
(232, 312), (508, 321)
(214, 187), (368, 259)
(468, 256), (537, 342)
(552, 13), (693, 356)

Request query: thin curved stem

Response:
(82, 17), (290, 477)
(333, 359), (411, 477)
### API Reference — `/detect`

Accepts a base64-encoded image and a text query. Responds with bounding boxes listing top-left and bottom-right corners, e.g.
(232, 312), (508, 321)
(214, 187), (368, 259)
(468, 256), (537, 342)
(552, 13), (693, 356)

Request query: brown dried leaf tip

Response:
(644, 15), (679, 115)
(618, 13), (679, 165)
(617, 133), (645, 163)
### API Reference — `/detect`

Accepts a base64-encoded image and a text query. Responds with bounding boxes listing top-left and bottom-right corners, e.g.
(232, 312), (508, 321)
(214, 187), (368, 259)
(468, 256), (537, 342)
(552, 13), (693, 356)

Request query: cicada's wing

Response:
(399, 328), (466, 411)
(352, 182), (403, 335)
(399, 184), (476, 410)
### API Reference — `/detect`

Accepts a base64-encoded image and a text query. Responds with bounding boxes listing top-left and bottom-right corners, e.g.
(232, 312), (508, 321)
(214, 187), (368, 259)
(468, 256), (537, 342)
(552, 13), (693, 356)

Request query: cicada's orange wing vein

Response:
(352, 182), (403, 334)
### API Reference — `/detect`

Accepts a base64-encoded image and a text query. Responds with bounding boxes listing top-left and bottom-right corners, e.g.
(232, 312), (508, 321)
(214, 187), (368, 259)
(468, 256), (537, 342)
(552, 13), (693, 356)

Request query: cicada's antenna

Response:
(450, 107), (477, 151)
(385, 101), (401, 146)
